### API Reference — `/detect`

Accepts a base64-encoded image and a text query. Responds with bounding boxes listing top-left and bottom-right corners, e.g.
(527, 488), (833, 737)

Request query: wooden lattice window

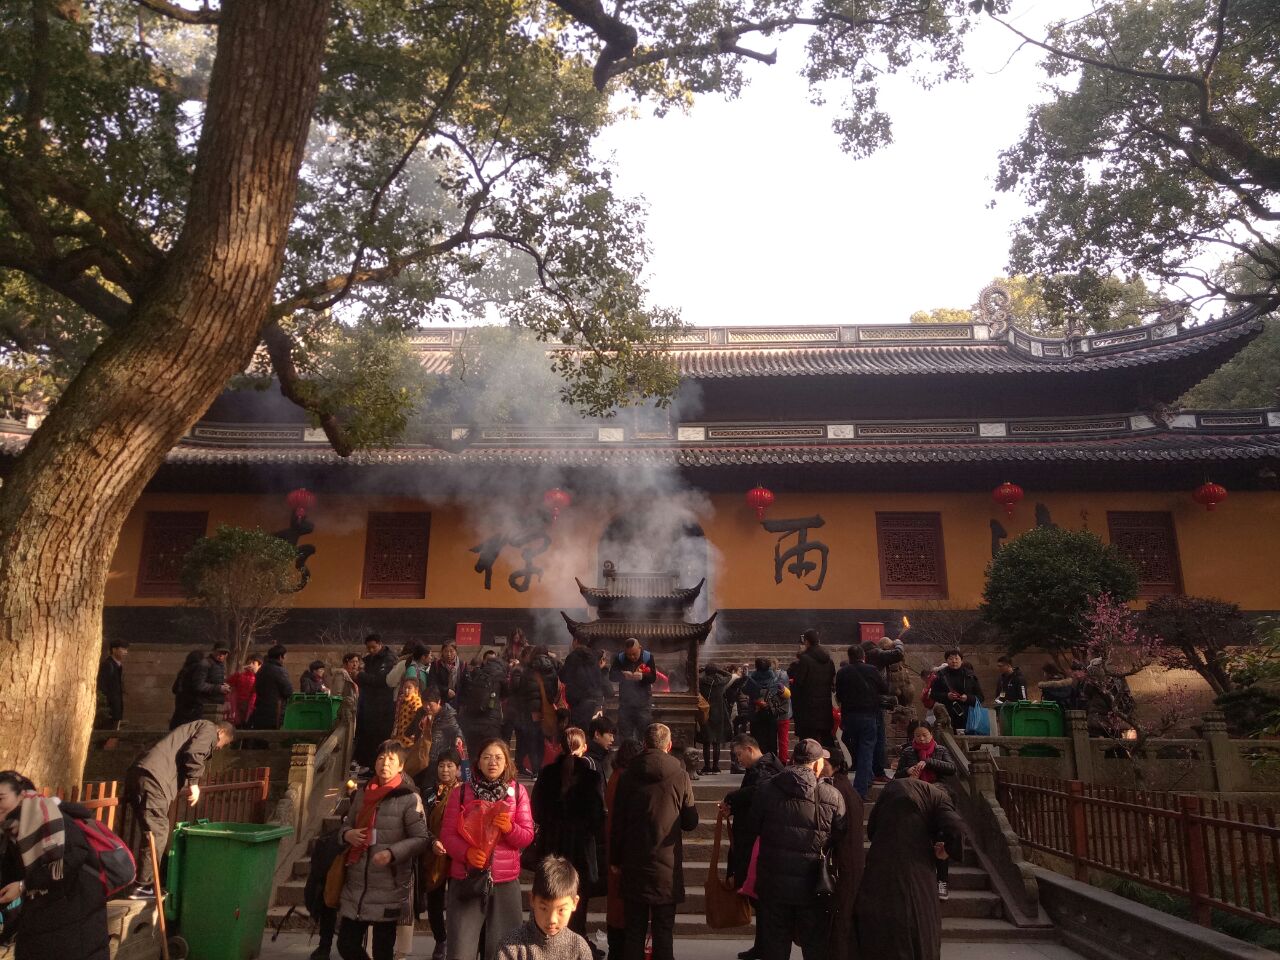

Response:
(362, 512), (431, 599)
(876, 512), (947, 599)
(136, 511), (208, 597)
(1107, 511), (1183, 596)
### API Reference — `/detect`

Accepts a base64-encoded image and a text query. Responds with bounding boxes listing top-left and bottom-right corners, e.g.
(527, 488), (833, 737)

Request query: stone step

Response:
(266, 907), (1034, 941)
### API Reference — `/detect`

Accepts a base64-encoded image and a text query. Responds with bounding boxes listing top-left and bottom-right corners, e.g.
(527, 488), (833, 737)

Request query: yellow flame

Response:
(902, 615), (911, 628)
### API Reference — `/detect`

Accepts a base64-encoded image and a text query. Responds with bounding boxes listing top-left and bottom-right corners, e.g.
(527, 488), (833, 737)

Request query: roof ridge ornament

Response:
(976, 280), (1013, 337)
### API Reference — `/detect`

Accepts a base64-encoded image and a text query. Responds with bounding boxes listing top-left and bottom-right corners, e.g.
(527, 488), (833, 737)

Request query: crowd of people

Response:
(42, 626), (1112, 960)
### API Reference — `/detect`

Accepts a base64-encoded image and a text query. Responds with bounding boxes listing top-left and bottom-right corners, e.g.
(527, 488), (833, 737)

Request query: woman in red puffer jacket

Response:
(439, 738), (533, 960)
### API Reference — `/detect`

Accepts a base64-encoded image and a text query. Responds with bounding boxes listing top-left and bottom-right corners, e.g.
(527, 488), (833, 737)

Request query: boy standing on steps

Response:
(496, 856), (593, 960)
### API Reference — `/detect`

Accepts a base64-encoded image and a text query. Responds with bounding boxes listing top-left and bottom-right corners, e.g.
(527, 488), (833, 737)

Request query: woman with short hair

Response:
(336, 740), (430, 960)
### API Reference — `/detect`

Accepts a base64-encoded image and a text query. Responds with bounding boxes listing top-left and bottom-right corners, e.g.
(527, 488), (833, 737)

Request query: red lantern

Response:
(992, 481), (1024, 518)
(1193, 481), (1228, 512)
(286, 487), (316, 520)
(745, 485), (775, 521)
(543, 487), (572, 523)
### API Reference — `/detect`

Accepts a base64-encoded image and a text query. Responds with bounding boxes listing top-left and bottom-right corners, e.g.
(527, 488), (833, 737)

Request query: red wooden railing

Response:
(997, 772), (1280, 928)
(169, 766), (271, 828)
(52, 767), (271, 847)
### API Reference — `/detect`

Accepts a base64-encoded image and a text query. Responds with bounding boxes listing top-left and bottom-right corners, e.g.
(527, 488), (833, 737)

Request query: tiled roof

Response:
(0, 431), (1263, 466)
(576, 576), (705, 606)
(561, 614), (717, 643)
(409, 307), (1267, 379)
(2, 413), (1278, 467)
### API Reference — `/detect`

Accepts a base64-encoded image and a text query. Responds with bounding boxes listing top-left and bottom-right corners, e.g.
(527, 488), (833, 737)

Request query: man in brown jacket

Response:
(608, 723), (698, 960)
(125, 719), (234, 897)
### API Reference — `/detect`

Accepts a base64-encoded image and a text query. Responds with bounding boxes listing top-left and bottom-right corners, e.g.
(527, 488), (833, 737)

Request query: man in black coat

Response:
(863, 637), (905, 780)
(561, 636), (612, 728)
(609, 723), (697, 960)
(790, 629), (836, 749)
(994, 655), (1028, 705)
(456, 649), (507, 759)
(835, 645), (890, 800)
(248, 644), (293, 730)
(95, 639), (128, 729)
(125, 719), (234, 895)
(586, 714), (617, 783)
(609, 638), (657, 742)
(194, 641), (232, 719)
(722, 734), (784, 960)
(354, 633), (398, 768)
(746, 739), (846, 960)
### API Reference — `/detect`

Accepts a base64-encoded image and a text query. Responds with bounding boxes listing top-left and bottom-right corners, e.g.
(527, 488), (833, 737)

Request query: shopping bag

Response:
(966, 700), (992, 735)
(705, 809), (752, 928)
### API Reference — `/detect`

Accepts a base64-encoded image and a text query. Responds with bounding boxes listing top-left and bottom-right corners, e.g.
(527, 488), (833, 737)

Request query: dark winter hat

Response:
(791, 739), (830, 765)
(109, 639), (130, 650)
(211, 641), (231, 653)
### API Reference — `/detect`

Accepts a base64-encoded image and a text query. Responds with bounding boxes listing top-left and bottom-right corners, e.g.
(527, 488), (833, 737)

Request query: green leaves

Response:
(996, 0), (1280, 313)
(980, 525), (1139, 654)
(2, 0), (998, 451)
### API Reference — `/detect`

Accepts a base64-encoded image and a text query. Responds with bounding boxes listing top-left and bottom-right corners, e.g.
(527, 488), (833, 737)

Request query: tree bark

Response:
(0, 0), (330, 789)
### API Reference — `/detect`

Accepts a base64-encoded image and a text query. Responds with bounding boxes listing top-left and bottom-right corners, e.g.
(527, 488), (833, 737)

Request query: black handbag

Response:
(812, 793), (838, 897)
(453, 863), (494, 902)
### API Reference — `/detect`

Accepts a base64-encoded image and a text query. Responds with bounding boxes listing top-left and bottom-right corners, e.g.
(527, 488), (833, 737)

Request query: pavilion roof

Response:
(560, 612), (717, 643)
(575, 575), (705, 606)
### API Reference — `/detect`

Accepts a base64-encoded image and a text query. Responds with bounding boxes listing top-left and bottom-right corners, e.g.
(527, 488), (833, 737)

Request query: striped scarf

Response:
(15, 793), (66, 882)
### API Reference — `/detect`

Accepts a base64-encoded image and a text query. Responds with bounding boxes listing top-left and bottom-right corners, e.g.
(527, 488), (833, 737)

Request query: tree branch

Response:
(314, 59), (471, 313)
(132, 0), (220, 24)
(989, 12), (1207, 91)
(547, 0), (638, 89)
(261, 323), (355, 458)
(272, 192), (488, 317)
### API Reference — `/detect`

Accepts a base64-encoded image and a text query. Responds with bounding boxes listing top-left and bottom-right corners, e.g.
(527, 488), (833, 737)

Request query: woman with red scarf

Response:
(439, 738), (533, 960)
(336, 741), (430, 960)
(893, 723), (957, 899)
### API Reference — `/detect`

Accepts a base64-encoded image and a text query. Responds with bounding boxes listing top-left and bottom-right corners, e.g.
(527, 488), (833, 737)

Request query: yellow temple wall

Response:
(105, 489), (1280, 611)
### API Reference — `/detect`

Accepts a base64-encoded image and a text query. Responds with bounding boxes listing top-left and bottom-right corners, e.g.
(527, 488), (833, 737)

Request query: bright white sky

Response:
(592, 1), (1093, 327)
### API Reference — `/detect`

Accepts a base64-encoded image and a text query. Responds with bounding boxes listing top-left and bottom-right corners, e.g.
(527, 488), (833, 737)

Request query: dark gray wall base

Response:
(105, 605), (1006, 649)
(1033, 866), (1276, 960)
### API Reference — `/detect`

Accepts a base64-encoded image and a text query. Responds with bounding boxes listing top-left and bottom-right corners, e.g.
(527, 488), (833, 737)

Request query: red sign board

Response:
(455, 622), (482, 646)
(858, 621), (886, 643)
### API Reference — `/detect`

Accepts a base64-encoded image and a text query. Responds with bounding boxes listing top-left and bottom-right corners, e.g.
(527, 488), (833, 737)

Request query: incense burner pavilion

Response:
(8, 296), (1277, 651)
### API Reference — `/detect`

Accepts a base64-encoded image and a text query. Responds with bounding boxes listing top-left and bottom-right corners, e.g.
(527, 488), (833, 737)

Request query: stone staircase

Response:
(270, 773), (1054, 943)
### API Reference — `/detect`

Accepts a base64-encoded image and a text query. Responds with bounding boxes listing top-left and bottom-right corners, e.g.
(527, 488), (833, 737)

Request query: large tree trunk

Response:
(0, 0), (330, 789)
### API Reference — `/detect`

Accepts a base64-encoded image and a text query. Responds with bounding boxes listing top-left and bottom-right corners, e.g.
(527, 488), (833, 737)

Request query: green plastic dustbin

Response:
(1000, 700), (1065, 737)
(282, 693), (342, 730)
(164, 821), (293, 960)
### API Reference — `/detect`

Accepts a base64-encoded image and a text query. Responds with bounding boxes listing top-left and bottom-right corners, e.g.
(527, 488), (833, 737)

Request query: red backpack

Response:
(76, 818), (137, 897)
(921, 671), (938, 710)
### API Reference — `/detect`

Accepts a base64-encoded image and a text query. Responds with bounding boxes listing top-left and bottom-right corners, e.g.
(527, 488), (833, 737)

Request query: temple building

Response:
(6, 290), (1278, 649)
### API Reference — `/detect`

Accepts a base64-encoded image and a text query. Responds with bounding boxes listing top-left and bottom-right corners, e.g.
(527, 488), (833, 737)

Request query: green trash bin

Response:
(282, 693), (343, 730)
(164, 821), (294, 960)
(999, 700), (1064, 737)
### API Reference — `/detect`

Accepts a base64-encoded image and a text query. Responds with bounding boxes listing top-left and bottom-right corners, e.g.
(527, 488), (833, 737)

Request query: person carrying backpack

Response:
(0, 770), (113, 960)
(457, 651), (508, 760)
(743, 658), (789, 758)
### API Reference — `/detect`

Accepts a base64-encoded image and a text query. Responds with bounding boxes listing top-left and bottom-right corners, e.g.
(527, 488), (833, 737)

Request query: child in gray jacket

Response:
(495, 857), (593, 960)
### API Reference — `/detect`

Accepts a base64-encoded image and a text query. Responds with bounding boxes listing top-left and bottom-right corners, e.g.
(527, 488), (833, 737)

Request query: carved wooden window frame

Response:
(362, 512), (431, 599)
(1106, 511), (1183, 597)
(875, 512), (948, 599)
(136, 511), (209, 597)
